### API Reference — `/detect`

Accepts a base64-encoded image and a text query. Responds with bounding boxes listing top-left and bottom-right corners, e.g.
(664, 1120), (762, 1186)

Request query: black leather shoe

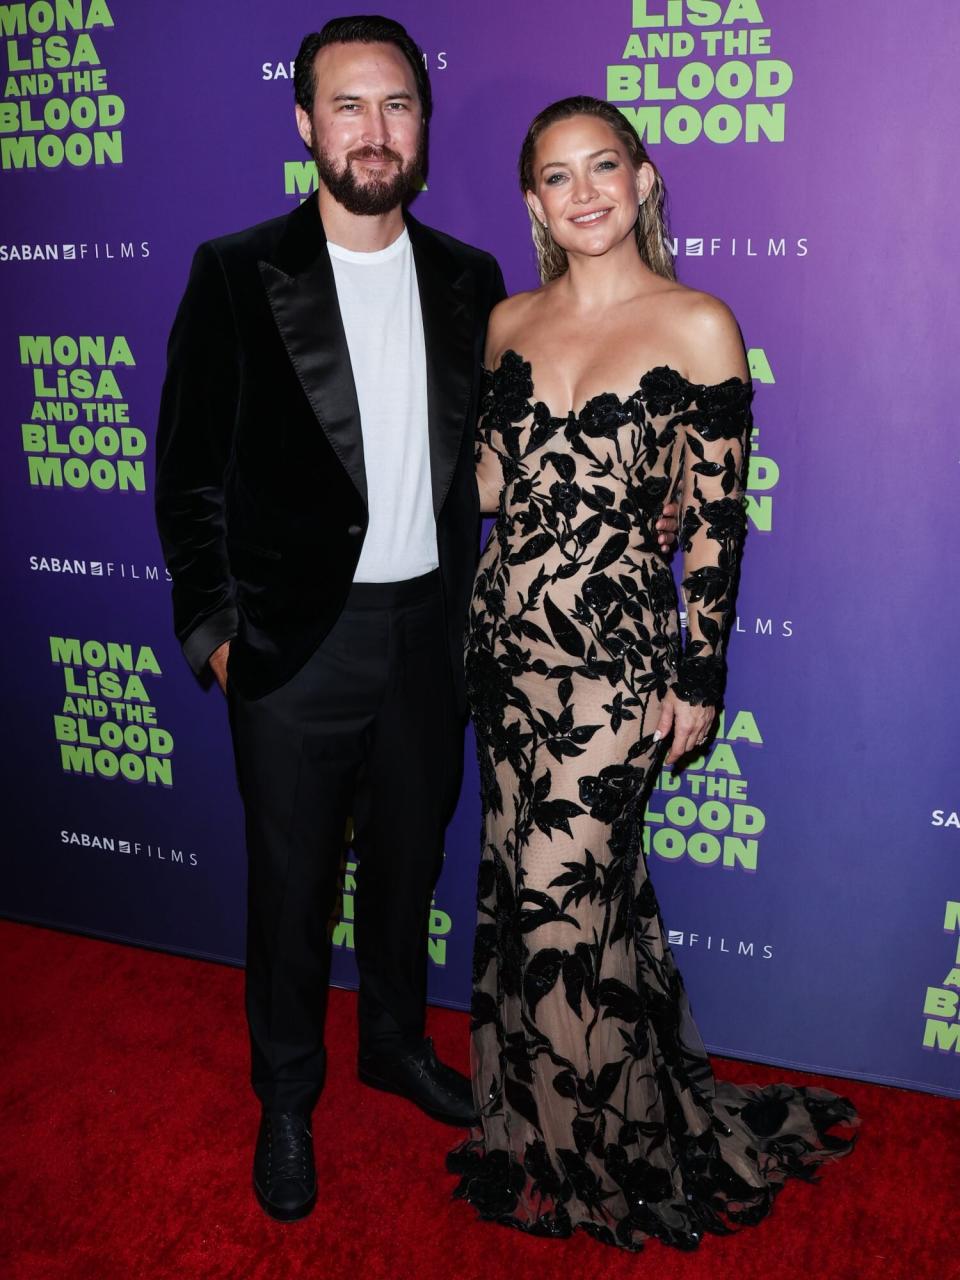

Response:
(358, 1037), (478, 1127)
(253, 1110), (317, 1222)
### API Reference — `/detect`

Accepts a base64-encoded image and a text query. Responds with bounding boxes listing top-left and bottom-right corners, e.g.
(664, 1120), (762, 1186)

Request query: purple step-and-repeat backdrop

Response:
(1, 1), (957, 1098)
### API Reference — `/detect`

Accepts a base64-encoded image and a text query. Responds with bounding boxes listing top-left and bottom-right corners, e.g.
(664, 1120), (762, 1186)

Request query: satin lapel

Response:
(259, 200), (366, 506)
(407, 215), (474, 516)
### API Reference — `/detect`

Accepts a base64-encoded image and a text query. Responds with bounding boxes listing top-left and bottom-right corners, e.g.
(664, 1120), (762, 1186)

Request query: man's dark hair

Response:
(294, 15), (432, 122)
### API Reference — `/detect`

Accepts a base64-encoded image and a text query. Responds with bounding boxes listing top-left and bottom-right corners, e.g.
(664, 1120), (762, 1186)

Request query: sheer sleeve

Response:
(476, 367), (502, 515)
(673, 377), (753, 707)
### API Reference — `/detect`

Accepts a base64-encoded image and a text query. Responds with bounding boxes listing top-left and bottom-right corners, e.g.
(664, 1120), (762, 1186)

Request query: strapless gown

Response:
(448, 350), (858, 1251)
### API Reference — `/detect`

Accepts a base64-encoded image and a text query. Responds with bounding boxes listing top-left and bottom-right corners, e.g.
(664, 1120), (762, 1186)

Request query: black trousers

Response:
(228, 570), (462, 1115)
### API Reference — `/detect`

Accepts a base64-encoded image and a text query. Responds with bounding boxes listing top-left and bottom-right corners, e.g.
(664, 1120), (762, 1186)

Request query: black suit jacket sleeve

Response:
(489, 259), (508, 316)
(155, 242), (240, 675)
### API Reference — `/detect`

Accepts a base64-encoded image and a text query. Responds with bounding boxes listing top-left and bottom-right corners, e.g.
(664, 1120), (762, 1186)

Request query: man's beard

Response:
(315, 141), (424, 216)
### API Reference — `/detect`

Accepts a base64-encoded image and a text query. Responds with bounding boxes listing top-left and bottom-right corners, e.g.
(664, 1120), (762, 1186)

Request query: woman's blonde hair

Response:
(519, 95), (675, 284)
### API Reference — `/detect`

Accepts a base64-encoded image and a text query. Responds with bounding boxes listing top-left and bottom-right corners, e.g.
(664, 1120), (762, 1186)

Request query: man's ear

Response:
(295, 104), (313, 151)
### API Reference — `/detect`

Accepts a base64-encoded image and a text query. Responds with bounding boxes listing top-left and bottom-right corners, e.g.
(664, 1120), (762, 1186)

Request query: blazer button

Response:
(348, 524), (363, 537)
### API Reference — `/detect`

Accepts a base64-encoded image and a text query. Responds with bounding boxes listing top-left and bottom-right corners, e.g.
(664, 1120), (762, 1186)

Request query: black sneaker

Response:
(358, 1037), (478, 1126)
(252, 1110), (317, 1222)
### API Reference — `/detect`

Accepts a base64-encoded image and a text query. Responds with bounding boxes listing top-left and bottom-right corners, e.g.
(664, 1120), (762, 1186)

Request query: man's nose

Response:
(362, 108), (389, 147)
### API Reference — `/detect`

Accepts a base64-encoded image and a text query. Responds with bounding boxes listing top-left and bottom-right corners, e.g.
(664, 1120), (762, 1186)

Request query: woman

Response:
(448, 96), (858, 1251)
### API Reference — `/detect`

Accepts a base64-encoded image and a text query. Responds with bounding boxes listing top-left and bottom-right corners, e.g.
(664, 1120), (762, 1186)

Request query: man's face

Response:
(296, 41), (424, 216)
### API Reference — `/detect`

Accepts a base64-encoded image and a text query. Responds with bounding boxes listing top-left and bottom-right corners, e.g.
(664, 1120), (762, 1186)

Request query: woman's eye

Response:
(596, 160), (618, 171)
(545, 173), (567, 185)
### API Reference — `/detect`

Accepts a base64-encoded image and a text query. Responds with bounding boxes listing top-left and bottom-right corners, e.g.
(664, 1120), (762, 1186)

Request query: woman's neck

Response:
(556, 237), (659, 312)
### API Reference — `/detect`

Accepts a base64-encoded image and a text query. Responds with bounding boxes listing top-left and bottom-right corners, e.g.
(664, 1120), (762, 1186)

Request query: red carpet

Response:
(1, 920), (956, 1280)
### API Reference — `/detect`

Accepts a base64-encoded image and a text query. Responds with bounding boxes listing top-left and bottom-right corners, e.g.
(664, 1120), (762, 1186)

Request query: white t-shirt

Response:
(326, 228), (438, 583)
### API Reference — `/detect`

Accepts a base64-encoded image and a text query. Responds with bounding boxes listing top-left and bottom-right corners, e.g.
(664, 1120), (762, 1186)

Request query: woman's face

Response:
(526, 114), (653, 265)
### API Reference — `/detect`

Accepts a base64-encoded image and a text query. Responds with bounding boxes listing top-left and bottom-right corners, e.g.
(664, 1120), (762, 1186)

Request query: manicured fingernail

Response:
(653, 730), (662, 741)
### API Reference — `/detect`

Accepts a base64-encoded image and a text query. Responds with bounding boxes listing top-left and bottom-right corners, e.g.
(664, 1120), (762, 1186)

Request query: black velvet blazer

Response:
(155, 196), (506, 705)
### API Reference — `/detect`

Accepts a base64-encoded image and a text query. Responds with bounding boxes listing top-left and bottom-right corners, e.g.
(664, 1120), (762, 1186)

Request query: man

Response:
(156, 15), (677, 1223)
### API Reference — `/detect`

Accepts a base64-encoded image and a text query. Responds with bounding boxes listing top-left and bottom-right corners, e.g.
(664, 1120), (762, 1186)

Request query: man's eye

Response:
(386, 101), (409, 111)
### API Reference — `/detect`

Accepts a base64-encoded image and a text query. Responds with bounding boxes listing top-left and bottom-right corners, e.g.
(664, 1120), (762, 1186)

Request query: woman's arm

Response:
(656, 298), (752, 764)
(475, 296), (517, 515)
(477, 420), (502, 516)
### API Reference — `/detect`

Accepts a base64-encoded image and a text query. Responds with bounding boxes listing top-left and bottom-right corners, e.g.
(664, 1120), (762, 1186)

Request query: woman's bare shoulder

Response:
(485, 287), (547, 367)
(652, 285), (748, 384)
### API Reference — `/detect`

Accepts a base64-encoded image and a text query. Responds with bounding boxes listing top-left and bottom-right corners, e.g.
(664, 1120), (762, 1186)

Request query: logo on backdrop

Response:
(669, 235), (807, 259)
(50, 635), (175, 787)
(332, 857), (454, 968)
(1, 239), (150, 263)
(922, 900), (960, 1054)
(643, 707), (766, 872)
(0, 0), (125, 170)
(18, 334), (146, 492)
(59, 828), (199, 869)
(666, 927), (773, 960)
(607, 0), (794, 145)
(28, 554), (170, 583)
(930, 809), (960, 831)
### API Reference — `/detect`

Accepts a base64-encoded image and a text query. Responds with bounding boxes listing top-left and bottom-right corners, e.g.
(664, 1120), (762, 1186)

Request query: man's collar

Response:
(267, 193), (451, 281)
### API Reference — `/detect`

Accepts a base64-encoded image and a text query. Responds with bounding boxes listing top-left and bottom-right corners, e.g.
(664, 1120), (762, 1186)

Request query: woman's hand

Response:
(654, 688), (715, 766)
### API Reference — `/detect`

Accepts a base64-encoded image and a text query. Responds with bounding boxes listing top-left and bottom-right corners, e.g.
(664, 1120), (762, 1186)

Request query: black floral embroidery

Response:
(449, 350), (859, 1249)
(672, 646), (726, 707)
